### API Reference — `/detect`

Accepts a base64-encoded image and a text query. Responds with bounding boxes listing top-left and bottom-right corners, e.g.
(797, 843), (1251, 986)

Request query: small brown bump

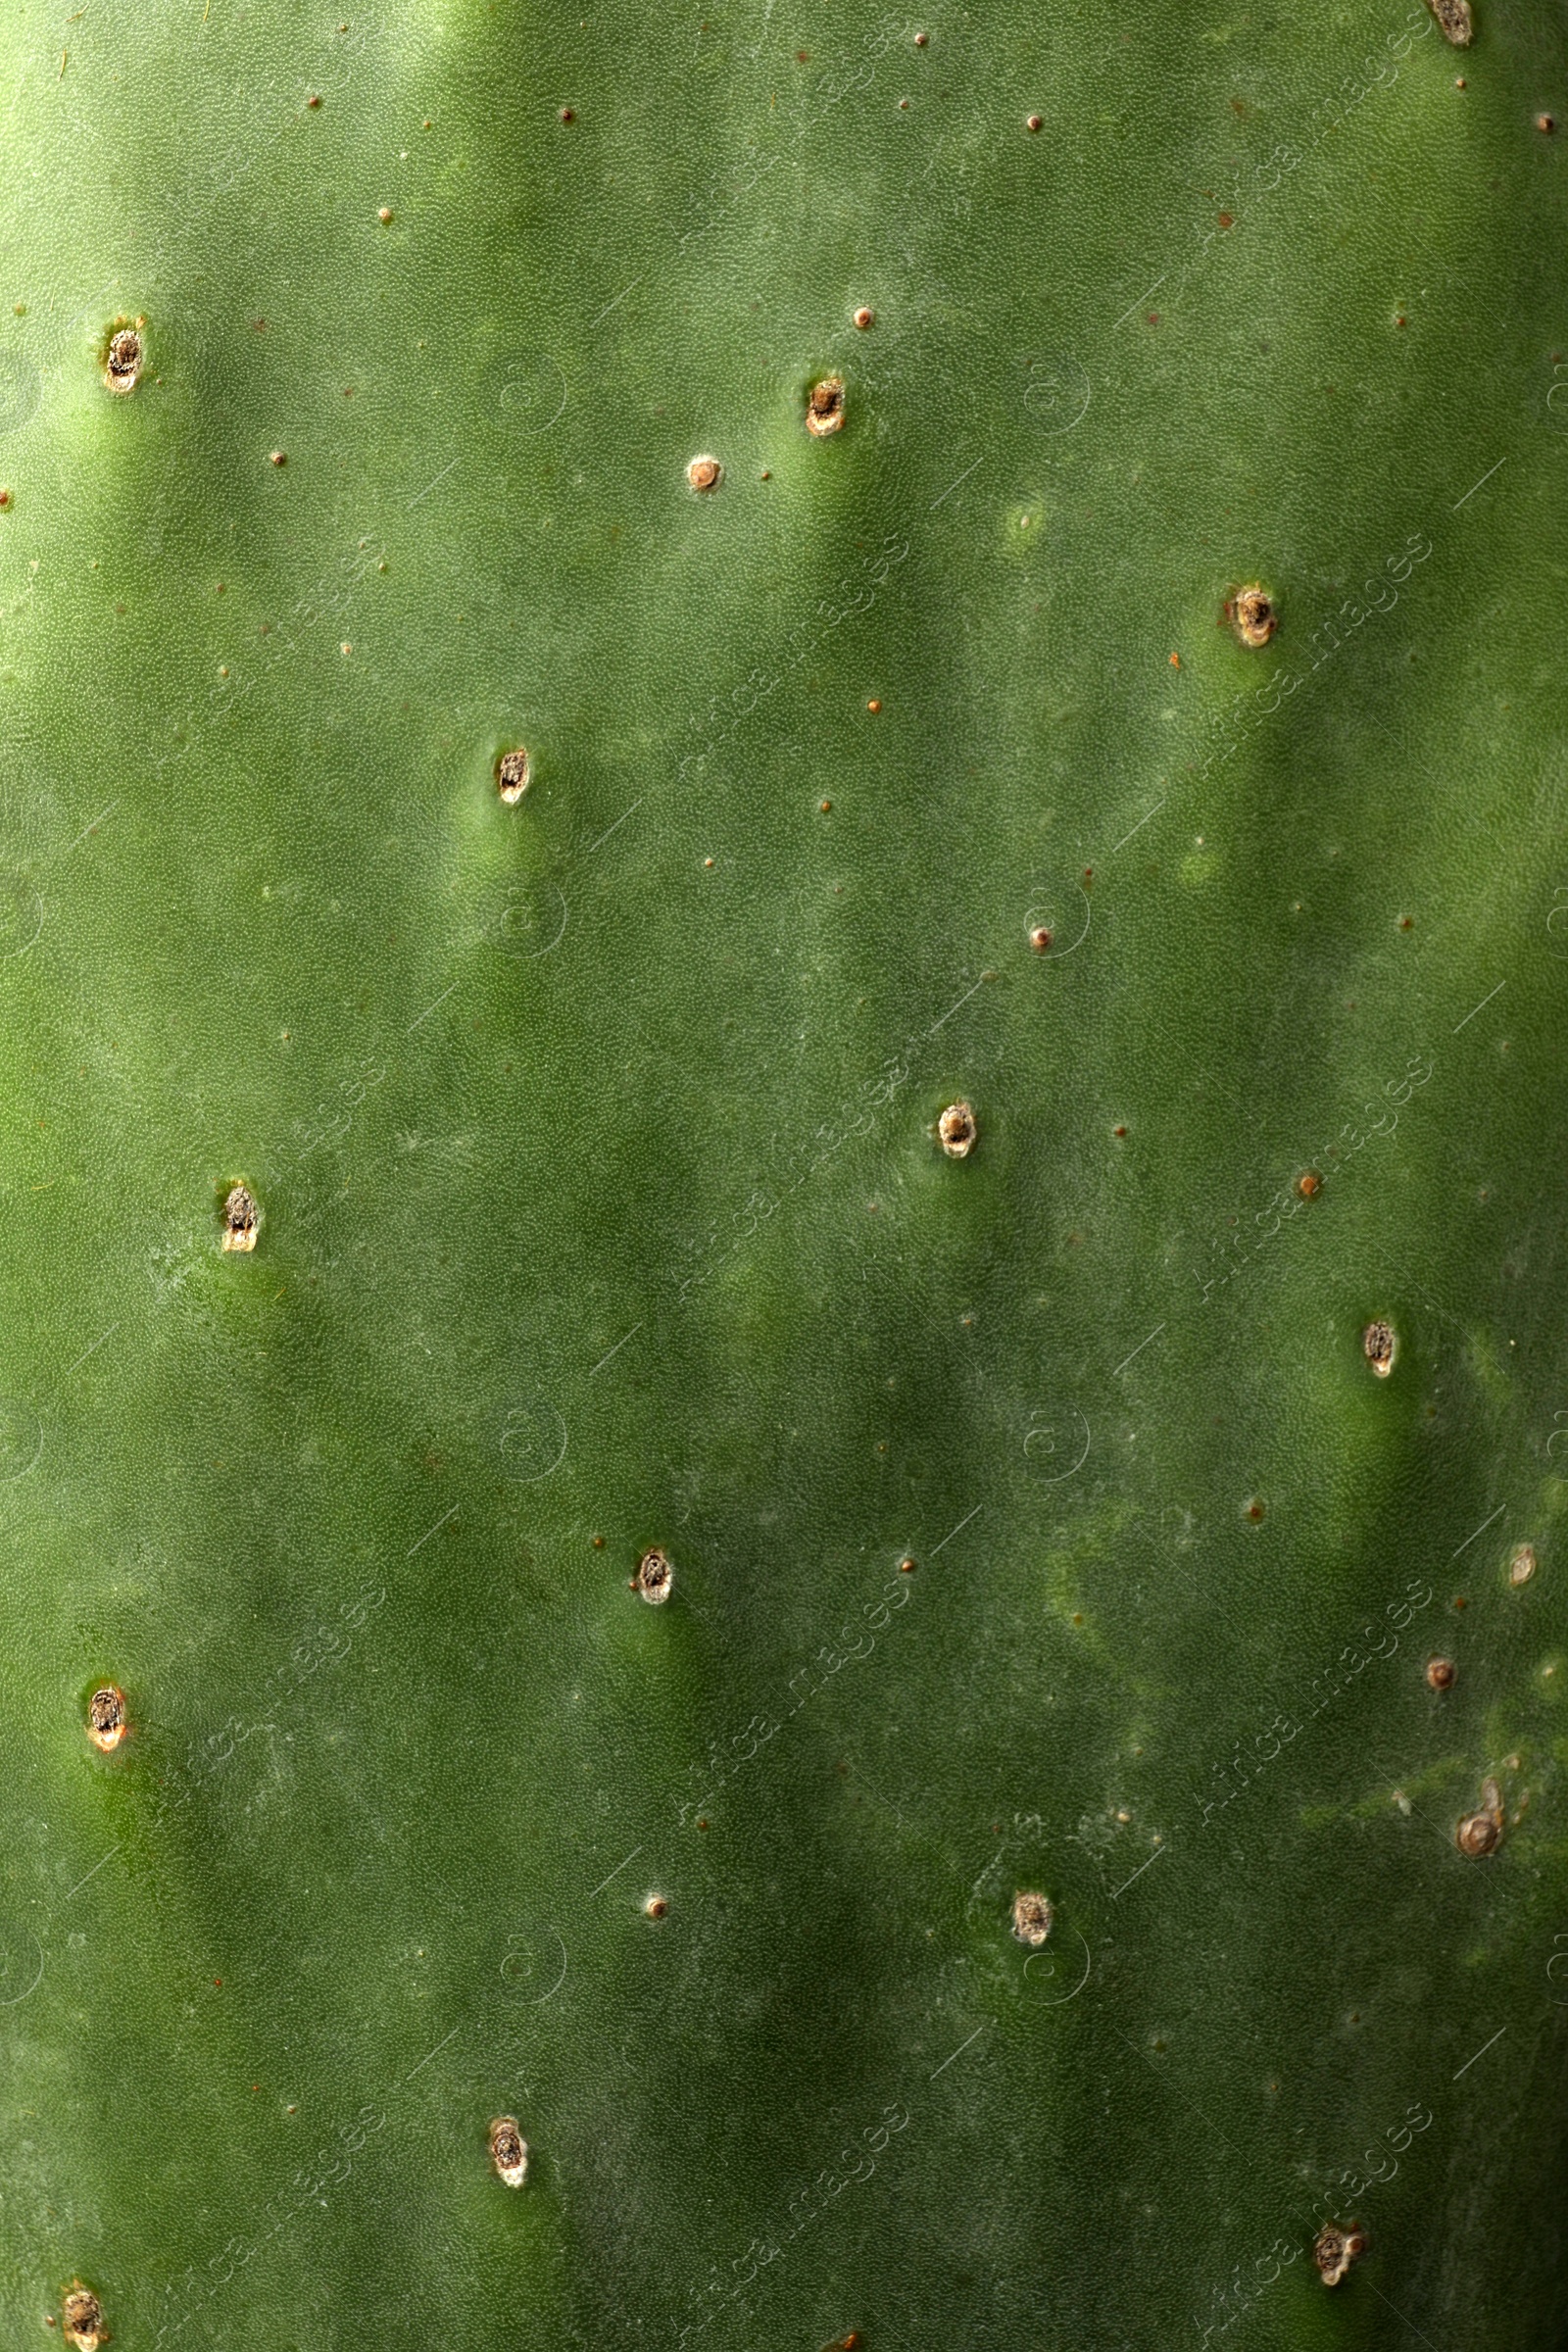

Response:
(1539, 113), (1557, 132)
(938, 1101), (977, 1158)
(496, 747), (532, 804)
(1426, 1656), (1456, 1690)
(913, 26), (928, 40)
(377, 205), (393, 223)
(806, 376), (846, 438)
(62, 2288), (105, 2351)
(1113, 1123), (1127, 1137)
(306, 91), (321, 106)
(643, 1893), (668, 1919)
(1509, 1544), (1537, 1587)
(269, 449), (286, 466)
(103, 324), (143, 395)
(221, 1182), (260, 1252)
(0, 489), (11, 510)
(1362, 1319), (1396, 1377)
(1456, 1806), (1500, 1857)
(1297, 1170), (1322, 1199)
(558, 105), (575, 122)
(634, 1547), (672, 1605)
(1029, 924), (1054, 954)
(1313, 2225), (1367, 2287)
(819, 799), (832, 812)
(1425, 0), (1472, 40)
(866, 698), (881, 712)
(853, 306), (874, 330)
(1011, 1889), (1054, 1946)
(686, 453), (722, 492)
(1229, 583), (1277, 647)
(1026, 113), (1043, 131)
(1245, 1497), (1265, 1522)
(488, 2116), (528, 2187)
(87, 1685), (126, 1753)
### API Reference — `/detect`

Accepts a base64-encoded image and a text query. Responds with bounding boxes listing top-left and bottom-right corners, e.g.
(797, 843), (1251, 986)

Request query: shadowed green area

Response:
(0, 0), (1565, 2345)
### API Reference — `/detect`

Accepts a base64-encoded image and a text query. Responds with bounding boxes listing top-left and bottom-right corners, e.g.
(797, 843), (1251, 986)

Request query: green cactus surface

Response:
(1, 0), (1566, 2345)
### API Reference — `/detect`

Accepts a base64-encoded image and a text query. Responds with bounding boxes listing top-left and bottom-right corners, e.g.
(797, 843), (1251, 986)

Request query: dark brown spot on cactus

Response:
(807, 376), (846, 438)
(306, 91), (321, 106)
(377, 206), (393, 223)
(1457, 1778), (1503, 1855)
(104, 324), (143, 395)
(1228, 584), (1276, 647)
(489, 2115), (528, 2186)
(914, 27), (928, 41)
(1510, 1544), (1537, 1587)
(1245, 1498), (1265, 1522)
(686, 453), (722, 492)
(643, 1893), (668, 1918)
(558, 106), (575, 122)
(634, 1547), (672, 1605)
(269, 449), (286, 466)
(496, 748), (532, 803)
(1011, 1889), (1054, 1945)
(62, 2288), (105, 2351)
(899, 1556), (915, 1573)
(1313, 2225), (1367, 2286)
(938, 1101), (976, 1158)
(854, 307), (874, 330)
(1026, 113), (1043, 131)
(1426, 1657), (1456, 1690)
(866, 698), (881, 712)
(87, 1685), (125, 1753)
(1298, 1170), (1322, 1199)
(1362, 1319), (1396, 1377)
(1425, 0), (1472, 41)
(221, 1183), (260, 1253)
(0, 489), (11, 510)
(1029, 925), (1053, 953)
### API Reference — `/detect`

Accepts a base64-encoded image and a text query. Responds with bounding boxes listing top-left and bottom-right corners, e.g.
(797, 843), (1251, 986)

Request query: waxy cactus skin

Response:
(0, 0), (1566, 2345)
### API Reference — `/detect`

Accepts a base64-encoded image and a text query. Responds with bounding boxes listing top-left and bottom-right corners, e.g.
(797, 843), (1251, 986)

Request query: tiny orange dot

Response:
(269, 450), (286, 466)
(306, 92), (321, 107)
(1455, 74), (1466, 86)
(866, 698), (881, 712)
(377, 206), (392, 222)
(1168, 651), (1180, 666)
(0, 490), (11, 510)
(899, 1557), (915, 1573)
(854, 306), (874, 329)
(1538, 113), (1556, 132)
(914, 27), (928, 42)
(559, 105), (575, 122)
(1026, 113), (1043, 132)
(704, 857), (714, 868)
(218, 664), (229, 678)
(1113, 1123), (1127, 1137)
(760, 467), (771, 479)
(819, 799), (832, 812)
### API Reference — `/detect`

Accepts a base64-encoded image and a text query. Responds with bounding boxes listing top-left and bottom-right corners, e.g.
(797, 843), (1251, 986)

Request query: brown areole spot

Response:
(1426, 0), (1473, 40)
(87, 1686), (126, 1753)
(938, 1102), (977, 1158)
(806, 376), (846, 438)
(633, 1548), (672, 1605)
(1011, 1889), (1054, 1945)
(1426, 1657), (1456, 1690)
(1228, 583), (1276, 647)
(496, 748), (532, 803)
(1362, 1319), (1396, 1377)
(686, 453), (722, 492)
(221, 1183), (260, 1252)
(1313, 2224), (1367, 2286)
(488, 2116), (528, 2187)
(103, 323), (143, 395)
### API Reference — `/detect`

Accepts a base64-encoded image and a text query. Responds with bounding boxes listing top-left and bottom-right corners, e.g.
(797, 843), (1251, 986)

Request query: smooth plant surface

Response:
(0, 0), (1566, 2345)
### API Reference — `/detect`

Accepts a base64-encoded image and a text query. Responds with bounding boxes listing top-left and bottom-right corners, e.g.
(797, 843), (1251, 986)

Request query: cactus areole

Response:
(0, 1), (1563, 2346)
